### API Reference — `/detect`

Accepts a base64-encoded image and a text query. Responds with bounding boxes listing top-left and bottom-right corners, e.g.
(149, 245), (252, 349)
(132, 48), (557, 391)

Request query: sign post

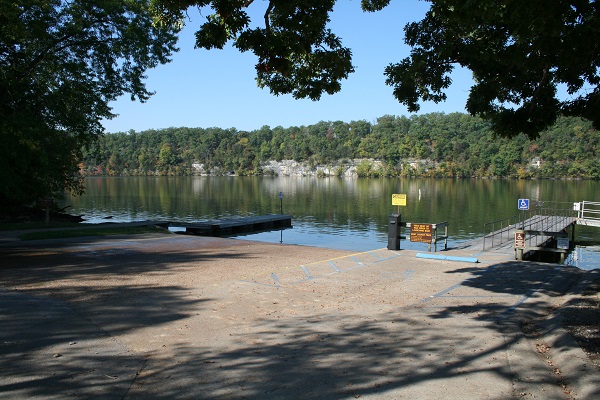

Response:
(392, 194), (407, 214)
(518, 198), (529, 228)
(279, 191), (283, 214)
(514, 229), (526, 260)
(279, 191), (284, 243)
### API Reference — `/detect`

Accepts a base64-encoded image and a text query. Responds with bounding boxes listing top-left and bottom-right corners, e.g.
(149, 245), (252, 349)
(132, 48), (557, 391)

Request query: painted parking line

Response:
(328, 261), (341, 272)
(300, 265), (315, 280)
(240, 248), (405, 287)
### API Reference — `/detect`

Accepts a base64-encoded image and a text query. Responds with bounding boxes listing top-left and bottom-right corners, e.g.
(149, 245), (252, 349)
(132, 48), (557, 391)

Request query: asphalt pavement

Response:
(0, 230), (599, 399)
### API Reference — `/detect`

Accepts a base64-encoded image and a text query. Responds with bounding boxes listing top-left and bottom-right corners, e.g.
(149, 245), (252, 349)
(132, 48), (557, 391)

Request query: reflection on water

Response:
(63, 176), (600, 270)
(235, 224), (430, 253)
(567, 246), (600, 271)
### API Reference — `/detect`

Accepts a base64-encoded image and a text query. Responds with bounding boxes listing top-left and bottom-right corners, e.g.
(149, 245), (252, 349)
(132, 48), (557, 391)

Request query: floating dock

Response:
(169, 214), (292, 237)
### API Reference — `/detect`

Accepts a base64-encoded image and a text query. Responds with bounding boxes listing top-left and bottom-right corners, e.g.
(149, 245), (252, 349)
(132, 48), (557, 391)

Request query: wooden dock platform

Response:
(169, 214), (292, 237)
(464, 213), (577, 260)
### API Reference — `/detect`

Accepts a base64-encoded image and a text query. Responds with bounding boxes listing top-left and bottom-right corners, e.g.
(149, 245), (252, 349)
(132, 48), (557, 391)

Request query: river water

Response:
(62, 176), (600, 270)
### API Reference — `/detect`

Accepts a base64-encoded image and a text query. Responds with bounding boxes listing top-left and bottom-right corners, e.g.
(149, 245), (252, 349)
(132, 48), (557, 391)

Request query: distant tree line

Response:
(83, 113), (600, 179)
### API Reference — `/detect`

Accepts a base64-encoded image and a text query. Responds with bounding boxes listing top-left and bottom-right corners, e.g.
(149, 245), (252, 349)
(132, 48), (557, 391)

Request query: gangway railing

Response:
(576, 201), (600, 227)
(482, 204), (577, 251)
(518, 207), (576, 249)
(482, 215), (519, 250)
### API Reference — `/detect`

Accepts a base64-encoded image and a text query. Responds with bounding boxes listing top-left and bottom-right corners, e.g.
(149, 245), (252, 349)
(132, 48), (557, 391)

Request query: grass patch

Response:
(18, 225), (169, 241)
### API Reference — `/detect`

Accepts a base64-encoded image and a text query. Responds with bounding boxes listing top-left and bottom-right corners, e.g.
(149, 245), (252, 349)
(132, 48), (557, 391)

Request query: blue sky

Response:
(102, 1), (474, 133)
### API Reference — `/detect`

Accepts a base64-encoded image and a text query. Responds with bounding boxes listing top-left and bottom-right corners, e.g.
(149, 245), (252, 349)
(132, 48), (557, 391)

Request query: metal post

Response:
(444, 224), (448, 250)
(279, 191), (283, 214)
(521, 210), (524, 229)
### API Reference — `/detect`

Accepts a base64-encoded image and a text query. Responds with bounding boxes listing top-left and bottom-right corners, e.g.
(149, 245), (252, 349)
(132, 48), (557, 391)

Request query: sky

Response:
(102, 1), (474, 134)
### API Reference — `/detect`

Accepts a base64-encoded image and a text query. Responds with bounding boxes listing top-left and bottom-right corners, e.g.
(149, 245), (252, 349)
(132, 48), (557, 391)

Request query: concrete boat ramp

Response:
(0, 230), (598, 399)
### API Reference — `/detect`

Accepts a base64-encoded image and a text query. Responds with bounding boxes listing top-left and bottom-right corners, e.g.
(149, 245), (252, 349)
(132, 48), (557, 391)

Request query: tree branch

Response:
(264, 0), (274, 38)
(529, 66), (549, 113)
(24, 13), (112, 76)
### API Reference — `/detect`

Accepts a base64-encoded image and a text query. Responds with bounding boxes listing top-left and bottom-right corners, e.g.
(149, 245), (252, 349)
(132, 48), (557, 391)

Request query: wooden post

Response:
(571, 223), (575, 244)
(515, 230), (525, 260)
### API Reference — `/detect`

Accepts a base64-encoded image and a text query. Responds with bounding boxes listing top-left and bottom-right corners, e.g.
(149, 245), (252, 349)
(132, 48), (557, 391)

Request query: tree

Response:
(151, 0), (600, 138)
(0, 0), (178, 212)
(158, 143), (179, 169)
(150, 0), (354, 100)
(388, 0), (600, 138)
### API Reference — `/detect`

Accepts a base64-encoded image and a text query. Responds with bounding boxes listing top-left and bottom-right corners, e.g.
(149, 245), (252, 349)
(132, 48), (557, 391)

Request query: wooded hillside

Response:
(84, 113), (600, 179)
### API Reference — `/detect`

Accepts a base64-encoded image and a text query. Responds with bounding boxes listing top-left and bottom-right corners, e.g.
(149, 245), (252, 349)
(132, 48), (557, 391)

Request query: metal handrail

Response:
(482, 214), (518, 250)
(521, 211), (574, 248)
(483, 205), (577, 251)
(580, 201), (600, 222)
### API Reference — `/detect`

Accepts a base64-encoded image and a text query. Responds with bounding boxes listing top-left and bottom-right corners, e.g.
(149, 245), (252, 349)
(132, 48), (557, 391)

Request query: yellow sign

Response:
(392, 194), (407, 206)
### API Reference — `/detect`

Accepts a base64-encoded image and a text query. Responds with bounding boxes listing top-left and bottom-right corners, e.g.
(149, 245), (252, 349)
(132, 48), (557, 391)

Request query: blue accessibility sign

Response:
(518, 198), (529, 210)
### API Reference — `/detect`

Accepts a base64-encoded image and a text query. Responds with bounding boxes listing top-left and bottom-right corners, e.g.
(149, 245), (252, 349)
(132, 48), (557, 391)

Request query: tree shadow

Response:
(0, 235), (243, 398)
(1, 238), (597, 399)
(124, 305), (539, 399)
(124, 315), (511, 399)
(0, 288), (149, 398)
(122, 260), (598, 399)
(560, 270), (600, 363)
(0, 235), (254, 286)
(446, 261), (584, 298)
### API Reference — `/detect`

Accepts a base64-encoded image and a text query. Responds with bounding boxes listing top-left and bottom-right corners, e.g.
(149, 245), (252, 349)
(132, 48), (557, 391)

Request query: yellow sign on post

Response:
(392, 194), (407, 206)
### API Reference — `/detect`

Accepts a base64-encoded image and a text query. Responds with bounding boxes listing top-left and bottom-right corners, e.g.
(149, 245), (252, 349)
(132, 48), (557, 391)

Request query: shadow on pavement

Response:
(1, 236), (598, 399)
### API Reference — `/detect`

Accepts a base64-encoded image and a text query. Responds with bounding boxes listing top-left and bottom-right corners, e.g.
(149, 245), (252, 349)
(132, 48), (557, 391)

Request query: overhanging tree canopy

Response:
(0, 0), (178, 212)
(389, 0), (600, 137)
(152, 0), (355, 101)
(152, 0), (600, 138)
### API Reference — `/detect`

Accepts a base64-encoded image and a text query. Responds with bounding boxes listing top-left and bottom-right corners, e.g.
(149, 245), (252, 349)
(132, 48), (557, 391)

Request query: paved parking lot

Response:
(1, 233), (599, 399)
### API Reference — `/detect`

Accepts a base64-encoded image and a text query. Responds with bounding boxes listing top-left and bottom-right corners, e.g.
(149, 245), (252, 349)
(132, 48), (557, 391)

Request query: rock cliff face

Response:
(260, 159), (381, 177)
(192, 158), (428, 177)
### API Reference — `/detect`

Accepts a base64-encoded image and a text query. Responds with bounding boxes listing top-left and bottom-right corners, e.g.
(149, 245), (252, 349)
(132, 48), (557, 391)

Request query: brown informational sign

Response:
(410, 223), (433, 243)
(514, 231), (526, 248)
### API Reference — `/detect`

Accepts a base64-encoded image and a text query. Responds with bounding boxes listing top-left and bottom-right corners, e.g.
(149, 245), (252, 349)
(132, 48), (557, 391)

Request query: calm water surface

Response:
(63, 177), (600, 270)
